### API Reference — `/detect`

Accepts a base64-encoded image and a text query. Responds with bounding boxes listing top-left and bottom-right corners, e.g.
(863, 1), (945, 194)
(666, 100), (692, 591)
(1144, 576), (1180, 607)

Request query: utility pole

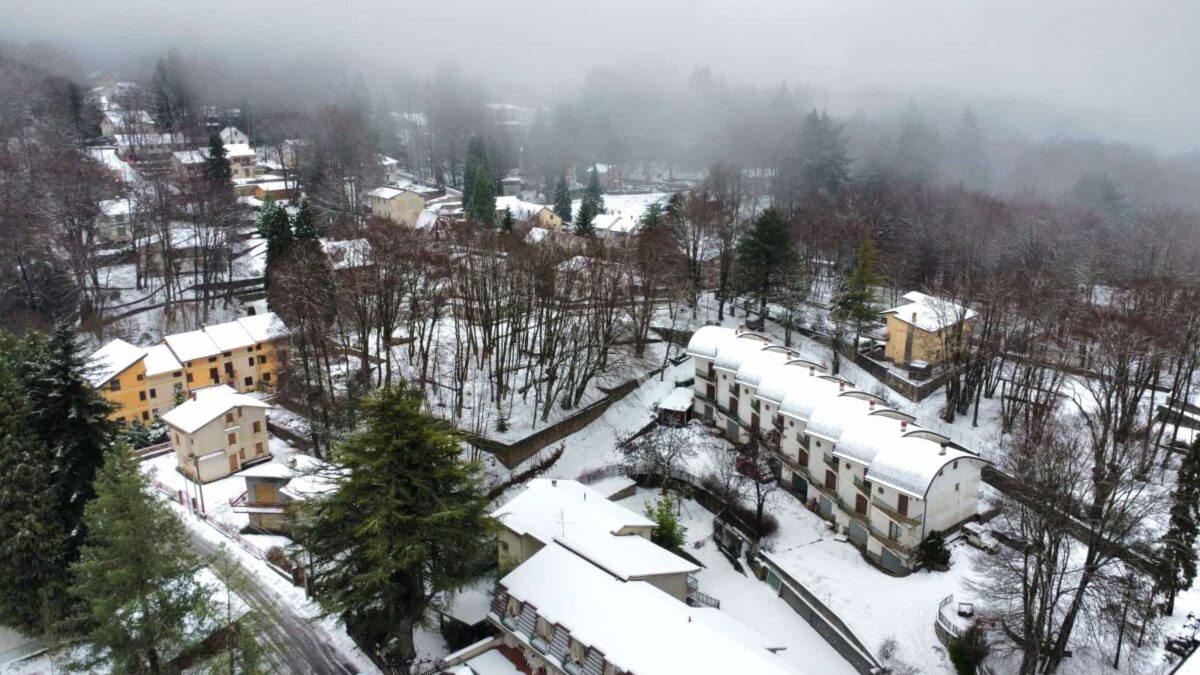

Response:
(191, 455), (207, 515)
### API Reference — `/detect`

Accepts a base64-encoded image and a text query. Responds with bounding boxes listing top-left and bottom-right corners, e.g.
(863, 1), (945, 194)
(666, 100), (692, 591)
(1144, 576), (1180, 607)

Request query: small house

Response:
(367, 186), (427, 226)
(162, 385), (271, 483)
(233, 455), (336, 534)
(880, 291), (977, 367)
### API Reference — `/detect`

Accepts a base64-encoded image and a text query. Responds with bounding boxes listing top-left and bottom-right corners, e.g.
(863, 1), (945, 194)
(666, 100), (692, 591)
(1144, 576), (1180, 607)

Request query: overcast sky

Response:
(2, 0), (1197, 151)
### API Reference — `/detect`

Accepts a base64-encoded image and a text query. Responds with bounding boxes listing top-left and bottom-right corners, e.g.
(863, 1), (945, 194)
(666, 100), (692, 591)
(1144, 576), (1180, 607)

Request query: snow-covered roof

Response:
(114, 132), (183, 147)
(555, 531), (699, 581)
(491, 479), (654, 544)
(164, 329), (221, 362)
(734, 347), (793, 389)
(832, 413), (909, 466)
(103, 109), (153, 127)
(805, 394), (874, 443)
(524, 226), (551, 244)
(161, 384), (270, 434)
(881, 291), (977, 333)
(321, 239), (372, 269)
(377, 154), (399, 166)
(592, 213), (638, 235)
(219, 127), (246, 143)
(173, 149), (206, 165)
(203, 321), (256, 351)
(252, 180), (289, 192)
(657, 387), (694, 412)
(100, 198), (132, 218)
(367, 186), (404, 200)
(88, 338), (145, 386)
(686, 325), (737, 359)
(777, 376), (845, 422)
(499, 542), (802, 675)
(756, 362), (825, 405)
(143, 343), (182, 377)
(236, 312), (287, 343)
(278, 454), (340, 500)
(866, 434), (983, 499)
(494, 195), (550, 220)
(223, 143), (255, 159)
(713, 334), (771, 373)
(87, 146), (141, 183)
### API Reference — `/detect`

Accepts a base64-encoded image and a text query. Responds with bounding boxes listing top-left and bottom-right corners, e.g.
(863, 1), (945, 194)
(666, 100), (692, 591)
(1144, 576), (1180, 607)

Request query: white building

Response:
(686, 325), (988, 574)
(487, 541), (802, 675)
(161, 385), (271, 483)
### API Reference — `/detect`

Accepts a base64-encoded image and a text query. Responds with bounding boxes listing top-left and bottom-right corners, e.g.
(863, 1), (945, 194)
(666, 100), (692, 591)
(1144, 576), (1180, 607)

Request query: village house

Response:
(500, 174), (523, 196)
(232, 455), (336, 534)
(162, 384), (271, 483)
(89, 313), (289, 423)
(97, 198), (134, 246)
(490, 479), (699, 601)
(279, 139), (311, 171)
(377, 154), (400, 184)
(880, 291), (977, 367)
(113, 132), (185, 161)
(172, 143), (256, 180)
(484, 540), (800, 675)
(253, 180), (292, 201)
(219, 126), (249, 145)
(367, 186), (428, 226)
(494, 195), (565, 232)
(100, 109), (155, 138)
(590, 212), (639, 239)
(686, 326), (989, 574)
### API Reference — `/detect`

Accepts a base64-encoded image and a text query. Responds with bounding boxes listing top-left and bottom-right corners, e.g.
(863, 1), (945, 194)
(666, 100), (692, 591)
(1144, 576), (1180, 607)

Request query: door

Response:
(819, 496), (832, 518)
(898, 494), (910, 518)
(751, 413), (759, 432)
(881, 548), (904, 574)
(848, 521), (867, 546)
(706, 383), (715, 400)
(855, 494), (868, 515)
(727, 419), (738, 438)
(228, 455), (239, 473)
(791, 473), (808, 500)
(824, 469), (836, 490)
(704, 405), (714, 422)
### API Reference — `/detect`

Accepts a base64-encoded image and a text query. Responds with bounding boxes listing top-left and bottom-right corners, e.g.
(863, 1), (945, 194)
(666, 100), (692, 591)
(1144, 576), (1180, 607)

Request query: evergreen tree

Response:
(18, 326), (115, 554)
(0, 340), (71, 633)
(553, 174), (572, 223)
(201, 548), (267, 675)
(256, 197), (293, 289)
(293, 199), (319, 240)
(292, 383), (492, 667)
(736, 207), (796, 319)
(833, 235), (882, 348)
(463, 135), (495, 226)
(71, 446), (210, 674)
(1160, 437), (1200, 615)
(645, 495), (687, 550)
(500, 207), (515, 233)
(574, 199), (597, 237)
(918, 530), (951, 568)
(772, 110), (849, 216)
(202, 134), (232, 187)
(640, 201), (666, 232)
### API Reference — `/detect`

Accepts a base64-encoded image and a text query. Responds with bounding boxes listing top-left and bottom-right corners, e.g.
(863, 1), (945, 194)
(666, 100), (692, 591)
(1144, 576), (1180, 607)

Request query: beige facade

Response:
(368, 187), (427, 226)
(165, 387), (271, 484)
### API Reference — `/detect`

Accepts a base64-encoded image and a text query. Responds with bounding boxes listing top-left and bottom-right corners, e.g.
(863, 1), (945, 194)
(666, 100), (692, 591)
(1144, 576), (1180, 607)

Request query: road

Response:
(185, 526), (365, 674)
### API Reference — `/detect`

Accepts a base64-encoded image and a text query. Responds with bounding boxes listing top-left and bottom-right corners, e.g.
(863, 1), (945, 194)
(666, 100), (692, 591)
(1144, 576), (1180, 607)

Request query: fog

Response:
(2, 0), (1197, 151)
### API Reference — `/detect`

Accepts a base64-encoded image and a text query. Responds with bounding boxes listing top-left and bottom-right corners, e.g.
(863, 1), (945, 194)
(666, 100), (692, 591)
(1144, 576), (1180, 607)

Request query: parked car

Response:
(963, 522), (1000, 553)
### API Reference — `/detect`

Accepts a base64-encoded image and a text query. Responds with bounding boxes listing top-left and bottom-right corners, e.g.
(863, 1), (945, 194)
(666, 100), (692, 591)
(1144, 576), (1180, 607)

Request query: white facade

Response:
(685, 325), (988, 574)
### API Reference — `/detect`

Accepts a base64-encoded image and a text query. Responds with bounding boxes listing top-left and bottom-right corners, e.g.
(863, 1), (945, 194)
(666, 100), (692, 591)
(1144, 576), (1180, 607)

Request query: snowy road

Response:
(184, 528), (363, 674)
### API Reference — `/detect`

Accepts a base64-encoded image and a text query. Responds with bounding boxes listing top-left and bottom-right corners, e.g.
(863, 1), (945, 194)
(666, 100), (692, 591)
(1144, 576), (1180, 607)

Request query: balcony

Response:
(872, 496), (923, 527)
(853, 475), (872, 495)
(773, 415), (784, 432)
(695, 366), (715, 382)
(750, 399), (761, 413)
(822, 453), (838, 470)
(870, 523), (916, 555)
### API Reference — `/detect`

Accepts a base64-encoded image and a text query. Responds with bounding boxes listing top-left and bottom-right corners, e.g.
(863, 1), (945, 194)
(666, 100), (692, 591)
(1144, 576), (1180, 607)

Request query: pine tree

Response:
(293, 199), (319, 240)
(833, 235), (882, 348)
(736, 207), (796, 319)
(18, 326), (115, 555)
(500, 207), (515, 233)
(645, 495), (687, 550)
(553, 174), (572, 223)
(0, 340), (71, 633)
(203, 135), (232, 187)
(639, 201), (666, 232)
(256, 197), (293, 289)
(574, 199), (596, 237)
(918, 529), (951, 569)
(292, 383), (492, 667)
(463, 135), (496, 226)
(772, 109), (849, 216)
(1160, 437), (1200, 615)
(70, 446), (211, 674)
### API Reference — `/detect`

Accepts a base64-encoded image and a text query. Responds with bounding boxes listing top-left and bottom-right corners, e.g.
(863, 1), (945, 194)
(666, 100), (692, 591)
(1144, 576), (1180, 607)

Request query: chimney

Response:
(900, 420), (908, 432)
(939, 442), (948, 456)
(808, 364), (815, 376)
(551, 479), (557, 487)
(911, 312), (918, 324)
(839, 380), (846, 391)
(189, 391), (197, 401)
(869, 399), (876, 410)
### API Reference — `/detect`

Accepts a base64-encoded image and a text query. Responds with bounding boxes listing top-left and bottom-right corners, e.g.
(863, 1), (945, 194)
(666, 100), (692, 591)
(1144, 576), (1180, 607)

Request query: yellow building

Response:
(880, 291), (976, 366)
(89, 312), (289, 424)
(367, 186), (428, 226)
(494, 196), (565, 233)
(162, 385), (271, 483)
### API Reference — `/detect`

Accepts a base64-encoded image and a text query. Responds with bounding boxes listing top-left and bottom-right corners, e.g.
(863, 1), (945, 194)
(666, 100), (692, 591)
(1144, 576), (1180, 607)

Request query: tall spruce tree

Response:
(293, 199), (319, 240)
(18, 326), (115, 554)
(202, 135), (232, 187)
(833, 235), (882, 348)
(736, 207), (796, 319)
(1160, 437), (1200, 615)
(500, 207), (515, 233)
(256, 197), (293, 289)
(0, 339), (71, 633)
(292, 383), (492, 667)
(462, 135), (496, 225)
(553, 174), (573, 223)
(71, 446), (211, 674)
(772, 109), (849, 217)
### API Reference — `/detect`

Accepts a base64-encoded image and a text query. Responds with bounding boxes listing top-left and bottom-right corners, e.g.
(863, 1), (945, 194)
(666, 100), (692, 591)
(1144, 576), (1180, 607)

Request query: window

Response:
(136, 373), (145, 381)
(227, 433), (236, 445)
(244, 376), (253, 386)
(142, 411), (150, 421)
(173, 370), (182, 378)
(500, 540), (509, 552)
(116, 416), (126, 424)
(255, 442), (264, 454)
(953, 460), (959, 470)
(247, 358), (254, 367)
(186, 372), (194, 383)
(225, 412), (234, 424)
(955, 483), (960, 492)
(139, 391), (146, 401)
(247, 347), (254, 353)
(109, 379), (121, 391)
(223, 351), (231, 357)
(888, 521), (901, 541)
(208, 356), (217, 363)
(257, 355), (267, 364)
(256, 344), (262, 351)
(262, 372), (272, 382)
(815, 441), (822, 448)
(253, 421), (261, 433)
(175, 433), (180, 444)
(149, 388), (157, 398)
(209, 367), (218, 382)
(239, 448), (245, 460)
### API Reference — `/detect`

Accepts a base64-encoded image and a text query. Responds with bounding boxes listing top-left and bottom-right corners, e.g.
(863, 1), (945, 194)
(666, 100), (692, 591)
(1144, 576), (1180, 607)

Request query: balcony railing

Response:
(870, 523), (916, 555)
(695, 366), (715, 381)
(822, 454), (838, 469)
(773, 416), (784, 432)
(750, 399), (761, 413)
(853, 475), (872, 495)
(872, 496), (923, 526)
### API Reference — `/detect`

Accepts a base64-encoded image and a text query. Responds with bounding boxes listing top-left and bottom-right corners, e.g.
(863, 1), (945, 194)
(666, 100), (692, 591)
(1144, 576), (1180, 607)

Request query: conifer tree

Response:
(553, 174), (573, 223)
(292, 383), (492, 667)
(0, 340), (71, 633)
(500, 207), (515, 233)
(256, 197), (293, 289)
(1160, 437), (1200, 615)
(736, 207), (796, 318)
(645, 495), (687, 550)
(833, 235), (882, 348)
(18, 326), (115, 554)
(202, 135), (232, 187)
(463, 135), (496, 226)
(293, 198), (319, 240)
(71, 446), (210, 674)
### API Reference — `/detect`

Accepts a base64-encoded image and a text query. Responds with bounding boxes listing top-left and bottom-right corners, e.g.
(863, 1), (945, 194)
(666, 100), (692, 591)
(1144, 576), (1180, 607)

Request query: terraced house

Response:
(687, 326), (988, 574)
(88, 312), (288, 425)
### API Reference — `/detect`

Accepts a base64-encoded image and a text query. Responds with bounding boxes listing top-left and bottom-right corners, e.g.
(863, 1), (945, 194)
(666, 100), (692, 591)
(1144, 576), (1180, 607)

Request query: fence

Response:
(757, 552), (884, 675)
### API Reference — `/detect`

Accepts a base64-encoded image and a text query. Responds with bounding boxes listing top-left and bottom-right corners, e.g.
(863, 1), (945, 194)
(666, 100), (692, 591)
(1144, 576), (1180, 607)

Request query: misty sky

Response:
(2, 0), (1197, 151)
